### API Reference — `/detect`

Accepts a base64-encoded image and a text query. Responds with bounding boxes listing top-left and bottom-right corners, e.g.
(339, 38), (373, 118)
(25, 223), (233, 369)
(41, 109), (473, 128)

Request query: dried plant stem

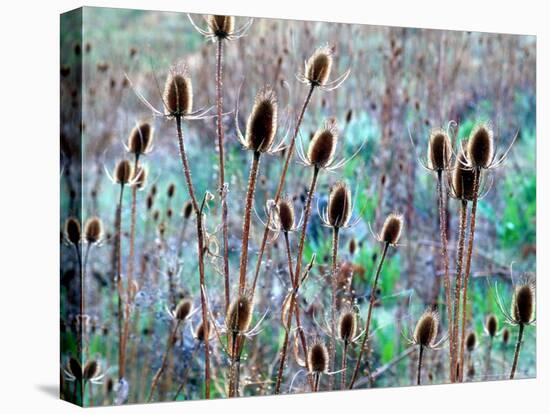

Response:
(451, 199), (468, 382)
(341, 341), (349, 390)
(215, 39), (230, 313)
(328, 227), (340, 391)
(175, 115), (211, 399)
(416, 345), (424, 385)
(349, 242), (390, 389)
(458, 169), (480, 381)
(238, 151), (261, 293)
(82, 243), (92, 356)
(313, 373), (321, 392)
(510, 323), (524, 379)
(485, 337), (493, 378)
(250, 84), (315, 295)
(147, 320), (182, 402)
(115, 183), (125, 380)
(436, 171), (453, 380)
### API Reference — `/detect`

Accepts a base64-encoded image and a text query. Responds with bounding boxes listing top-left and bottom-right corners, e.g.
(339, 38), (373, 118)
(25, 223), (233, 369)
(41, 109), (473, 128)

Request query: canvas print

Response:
(60, 7), (536, 406)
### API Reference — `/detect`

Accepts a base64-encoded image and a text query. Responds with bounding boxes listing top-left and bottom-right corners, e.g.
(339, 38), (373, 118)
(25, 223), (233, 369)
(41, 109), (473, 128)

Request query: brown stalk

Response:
(340, 340), (349, 390)
(416, 345), (424, 385)
(115, 183), (125, 380)
(510, 323), (524, 379)
(328, 226), (340, 391)
(348, 242), (389, 389)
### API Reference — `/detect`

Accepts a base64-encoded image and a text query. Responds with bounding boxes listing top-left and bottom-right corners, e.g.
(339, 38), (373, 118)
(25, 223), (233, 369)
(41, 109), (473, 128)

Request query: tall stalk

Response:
(349, 242), (389, 389)
(417, 345), (424, 385)
(510, 323), (524, 379)
(340, 340), (349, 390)
(328, 227), (340, 390)
(115, 183), (125, 380)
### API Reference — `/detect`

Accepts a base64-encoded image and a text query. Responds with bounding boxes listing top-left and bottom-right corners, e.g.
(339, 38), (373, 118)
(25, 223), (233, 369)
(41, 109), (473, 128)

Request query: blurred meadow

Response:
(60, 7), (536, 406)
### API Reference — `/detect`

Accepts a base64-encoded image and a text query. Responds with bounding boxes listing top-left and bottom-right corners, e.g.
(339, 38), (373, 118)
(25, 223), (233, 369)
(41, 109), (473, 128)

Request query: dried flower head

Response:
(413, 310), (439, 347)
(226, 294), (254, 334)
(167, 183), (176, 198)
(305, 46), (333, 87)
(308, 340), (329, 373)
(307, 120), (338, 168)
(512, 283), (535, 325)
(466, 331), (477, 352)
(114, 159), (133, 185)
(451, 151), (476, 201)
(468, 123), (494, 169)
(338, 310), (357, 342)
(486, 314), (498, 338)
(502, 328), (510, 345)
(182, 200), (193, 219)
(427, 129), (452, 171)
(175, 298), (193, 321)
(277, 198), (295, 233)
(348, 237), (357, 256)
(83, 360), (100, 381)
(245, 86), (278, 153)
(127, 122), (154, 156)
(163, 68), (193, 117)
(380, 213), (404, 246)
(68, 357), (82, 381)
(65, 217), (81, 245)
(327, 181), (352, 228)
(84, 216), (103, 244)
(207, 15), (235, 39)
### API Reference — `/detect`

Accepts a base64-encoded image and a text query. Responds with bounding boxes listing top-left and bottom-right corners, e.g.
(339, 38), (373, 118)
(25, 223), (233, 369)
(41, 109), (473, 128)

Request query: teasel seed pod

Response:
(486, 314), (498, 338)
(502, 328), (510, 345)
(327, 181), (352, 228)
(338, 310), (357, 342)
(84, 216), (103, 244)
(413, 310), (439, 347)
(305, 46), (333, 87)
(307, 120), (338, 168)
(65, 217), (81, 245)
(127, 122), (154, 156)
(163, 69), (193, 117)
(451, 151), (476, 201)
(380, 213), (404, 246)
(427, 129), (452, 171)
(133, 166), (148, 190)
(175, 298), (193, 321)
(195, 320), (210, 342)
(245, 86), (278, 153)
(226, 294), (254, 334)
(308, 340), (329, 373)
(467, 123), (494, 169)
(114, 159), (133, 185)
(466, 331), (477, 352)
(167, 183), (176, 198)
(207, 15), (235, 39)
(182, 200), (193, 219)
(512, 283), (535, 325)
(68, 357), (83, 381)
(277, 198), (295, 233)
(83, 360), (100, 381)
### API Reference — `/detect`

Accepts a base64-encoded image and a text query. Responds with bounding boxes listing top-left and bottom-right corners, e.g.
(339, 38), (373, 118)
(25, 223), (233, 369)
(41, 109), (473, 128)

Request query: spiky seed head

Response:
(167, 183), (176, 198)
(338, 310), (357, 342)
(245, 86), (277, 153)
(307, 120), (338, 168)
(502, 328), (510, 345)
(380, 213), (404, 245)
(486, 314), (498, 338)
(305, 46), (333, 86)
(427, 129), (452, 171)
(182, 200), (193, 219)
(466, 332), (477, 352)
(83, 360), (100, 381)
(127, 122), (153, 155)
(175, 298), (193, 321)
(327, 181), (352, 228)
(468, 123), (494, 169)
(195, 321), (209, 342)
(413, 310), (438, 347)
(451, 151), (476, 201)
(226, 294), (254, 334)
(68, 357), (82, 381)
(277, 198), (295, 232)
(512, 283), (535, 324)
(65, 217), (81, 245)
(163, 70), (193, 117)
(133, 166), (148, 189)
(84, 216), (103, 244)
(207, 15), (235, 39)
(308, 341), (329, 373)
(114, 159), (133, 185)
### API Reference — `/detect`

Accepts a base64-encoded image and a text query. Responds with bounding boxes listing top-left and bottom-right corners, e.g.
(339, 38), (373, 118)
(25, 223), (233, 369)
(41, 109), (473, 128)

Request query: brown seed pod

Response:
(486, 314), (498, 338)
(114, 159), (133, 185)
(68, 357), (82, 381)
(163, 70), (193, 117)
(427, 129), (452, 171)
(305, 46), (333, 86)
(512, 283), (535, 324)
(83, 360), (100, 381)
(182, 200), (193, 219)
(133, 166), (148, 190)
(451, 151), (476, 201)
(466, 331), (477, 352)
(84, 216), (103, 244)
(502, 328), (510, 345)
(348, 237), (357, 256)
(308, 341), (329, 373)
(167, 183), (176, 198)
(175, 298), (193, 321)
(245, 86), (277, 153)
(277, 198), (295, 232)
(146, 194), (153, 211)
(338, 310), (357, 342)
(65, 217), (81, 245)
(467, 123), (494, 169)
(327, 181), (352, 228)
(307, 120), (338, 168)
(380, 213), (404, 245)
(207, 15), (235, 39)
(127, 122), (154, 155)
(226, 294), (254, 334)
(195, 321), (209, 342)
(413, 310), (438, 347)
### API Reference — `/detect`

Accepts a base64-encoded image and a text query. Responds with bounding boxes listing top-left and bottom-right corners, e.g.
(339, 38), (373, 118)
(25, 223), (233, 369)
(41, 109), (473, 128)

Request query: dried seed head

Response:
(380, 213), (404, 245)
(486, 314), (498, 338)
(83, 360), (100, 381)
(195, 320), (209, 342)
(427, 129), (452, 171)
(114, 159), (133, 185)
(127, 122), (154, 155)
(277, 198), (295, 232)
(348, 237), (357, 256)
(338, 310), (357, 342)
(413, 310), (438, 347)
(133, 166), (148, 189)
(84, 216), (103, 244)
(226, 294), (254, 334)
(468, 123), (494, 169)
(146, 194), (153, 210)
(167, 183), (176, 198)
(175, 298), (193, 321)
(502, 328), (510, 345)
(327, 181), (352, 228)
(207, 15), (235, 39)
(305, 46), (333, 86)
(308, 341), (329, 373)
(451, 151), (476, 201)
(466, 332), (477, 352)
(307, 120), (338, 168)
(65, 217), (81, 245)
(163, 69), (193, 117)
(68, 357), (82, 381)
(182, 200), (193, 219)
(245, 86), (278, 152)
(512, 283), (535, 325)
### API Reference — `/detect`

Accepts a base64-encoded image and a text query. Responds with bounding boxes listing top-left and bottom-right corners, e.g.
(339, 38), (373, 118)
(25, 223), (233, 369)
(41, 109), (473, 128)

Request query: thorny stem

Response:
(147, 320), (182, 402)
(349, 242), (390, 389)
(215, 39), (231, 314)
(250, 84), (316, 295)
(510, 323), (524, 379)
(417, 345), (424, 385)
(175, 115), (211, 399)
(436, 170), (453, 381)
(451, 199), (468, 382)
(328, 226), (340, 391)
(458, 168), (480, 381)
(238, 151), (262, 294)
(116, 183), (125, 380)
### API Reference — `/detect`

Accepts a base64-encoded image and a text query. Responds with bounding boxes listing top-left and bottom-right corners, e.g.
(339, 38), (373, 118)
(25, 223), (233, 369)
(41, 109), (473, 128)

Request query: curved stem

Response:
(349, 242), (389, 389)
(328, 226), (340, 391)
(510, 323), (524, 379)
(417, 345), (424, 385)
